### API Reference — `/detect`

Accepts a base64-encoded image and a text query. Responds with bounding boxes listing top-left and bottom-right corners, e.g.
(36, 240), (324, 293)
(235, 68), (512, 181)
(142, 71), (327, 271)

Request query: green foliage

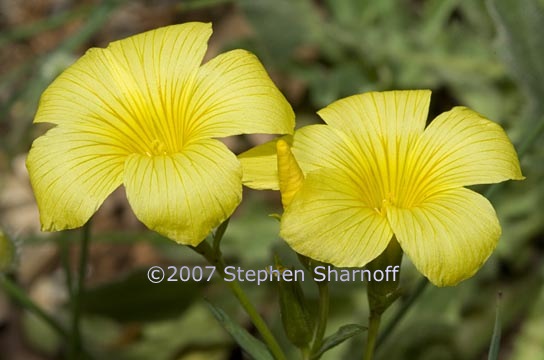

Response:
(207, 302), (274, 360)
(312, 324), (366, 360)
(487, 293), (502, 360)
(239, 0), (321, 67)
(510, 285), (544, 359)
(80, 269), (204, 322)
(488, 0), (544, 126)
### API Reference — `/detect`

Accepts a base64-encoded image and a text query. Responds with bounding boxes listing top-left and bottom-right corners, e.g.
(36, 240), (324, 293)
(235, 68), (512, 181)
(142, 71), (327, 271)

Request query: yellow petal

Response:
(401, 107), (524, 206)
(317, 90), (431, 142)
(317, 90), (432, 209)
(387, 187), (500, 286)
(29, 22), (294, 241)
(281, 169), (393, 267)
(26, 127), (125, 231)
(123, 139), (241, 246)
(276, 139), (304, 208)
(185, 49), (294, 139)
(35, 23), (212, 154)
(238, 136), (289, 190)
(238, 125), (360, 190)
(291, 125), (362, 175)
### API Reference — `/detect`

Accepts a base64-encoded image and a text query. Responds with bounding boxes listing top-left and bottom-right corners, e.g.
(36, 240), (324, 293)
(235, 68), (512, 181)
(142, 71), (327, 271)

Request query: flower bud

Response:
(276, 139), (304, 209)
(275, 257), (313, 347)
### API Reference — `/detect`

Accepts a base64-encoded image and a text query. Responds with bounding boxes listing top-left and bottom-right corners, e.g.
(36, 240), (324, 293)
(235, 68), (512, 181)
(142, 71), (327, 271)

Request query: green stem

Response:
(364, 239), (402, 357)
(301, 346), (311, 360)
(376, 277), (428, 348)
(0, 274), (69, 339)
(193, 241), (286, 360)
(69, 222), (91, 359)
(310, 281), (329, 356)
(224, 276), (286, 360)
(60, 239), (73, 297)
(363, 313), (381, 360)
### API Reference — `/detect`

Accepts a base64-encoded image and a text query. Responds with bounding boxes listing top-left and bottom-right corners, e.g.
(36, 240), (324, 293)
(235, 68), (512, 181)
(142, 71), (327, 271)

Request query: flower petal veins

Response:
(281, 168), (393, 267)
(27, 22), (294, 245)
(242, 90), (523, 286)
(123, 140), (241, 245)
(387, 187), (500, 286)
(26, 127), (126, 231)
(238, 125), (360, 190)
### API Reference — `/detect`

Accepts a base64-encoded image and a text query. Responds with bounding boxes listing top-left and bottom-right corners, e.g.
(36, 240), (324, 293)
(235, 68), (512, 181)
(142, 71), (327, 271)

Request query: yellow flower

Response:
(26, 22), (294, 246)
(239, 90), (523, 286)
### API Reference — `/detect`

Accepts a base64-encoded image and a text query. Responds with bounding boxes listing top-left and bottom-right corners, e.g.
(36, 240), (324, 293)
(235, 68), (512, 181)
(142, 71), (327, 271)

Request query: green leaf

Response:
(312, 324), (366, 359)
(238, 0), (321, 66)
(80, 268), (203, 322)
(206, 302), (274, 360)
(487, 0), (544, 125)
(488, 293), (502, 360)
(323, 0), (372, 26)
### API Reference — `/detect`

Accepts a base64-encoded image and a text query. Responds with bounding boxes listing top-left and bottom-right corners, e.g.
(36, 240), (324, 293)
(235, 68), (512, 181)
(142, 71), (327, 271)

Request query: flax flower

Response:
(27, 22), (294, 245)
(239, 90), (523, 286)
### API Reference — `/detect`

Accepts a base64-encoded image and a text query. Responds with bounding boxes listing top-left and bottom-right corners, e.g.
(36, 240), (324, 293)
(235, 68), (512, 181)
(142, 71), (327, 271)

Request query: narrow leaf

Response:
(488, 292), (502, 360)
(80, 269), (203, 322)
(312, 324), (366, 359)
(206, 301), (274, 360)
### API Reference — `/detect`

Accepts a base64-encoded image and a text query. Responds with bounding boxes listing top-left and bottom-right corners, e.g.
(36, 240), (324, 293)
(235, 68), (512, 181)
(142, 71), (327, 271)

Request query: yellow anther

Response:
(148, 139), (168, 156)
(374, 193), (396, 217)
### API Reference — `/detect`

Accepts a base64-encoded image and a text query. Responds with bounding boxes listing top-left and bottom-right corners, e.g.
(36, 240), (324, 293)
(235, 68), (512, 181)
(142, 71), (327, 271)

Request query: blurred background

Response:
(0, 0), (543, 359)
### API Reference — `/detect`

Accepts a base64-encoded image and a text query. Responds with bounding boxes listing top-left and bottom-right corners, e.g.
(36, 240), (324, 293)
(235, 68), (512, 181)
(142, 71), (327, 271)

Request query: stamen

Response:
(146, 139), (168, 156)
(374, 192), (396, 216)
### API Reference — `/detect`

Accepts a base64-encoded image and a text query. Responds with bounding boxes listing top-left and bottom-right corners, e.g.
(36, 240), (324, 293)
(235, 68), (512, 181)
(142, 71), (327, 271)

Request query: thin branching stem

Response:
(69, 222), (91, 359)
(193, 224), (287, 360)
(0, 274), (69, 339)
(310, 281), (330, 357)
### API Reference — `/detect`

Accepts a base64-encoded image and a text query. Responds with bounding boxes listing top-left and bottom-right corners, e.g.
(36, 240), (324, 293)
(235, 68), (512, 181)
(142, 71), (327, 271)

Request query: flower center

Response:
(374, 192), (396, 216)
(145, 139), (168, 156)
